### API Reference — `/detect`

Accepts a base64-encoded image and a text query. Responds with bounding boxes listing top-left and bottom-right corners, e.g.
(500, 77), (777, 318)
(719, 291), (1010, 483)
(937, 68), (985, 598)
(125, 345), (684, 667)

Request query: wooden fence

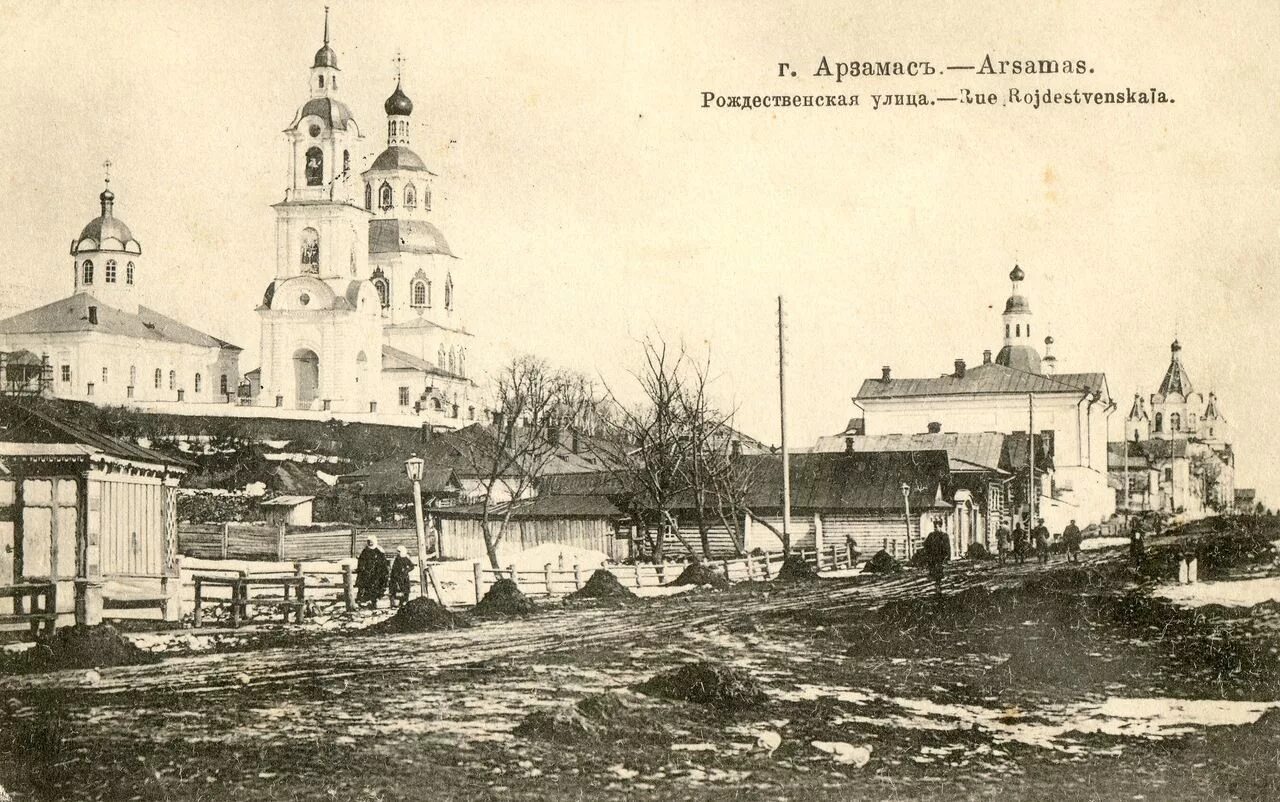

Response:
(0, 583), (57, 635)
(178, 523), (432, 562)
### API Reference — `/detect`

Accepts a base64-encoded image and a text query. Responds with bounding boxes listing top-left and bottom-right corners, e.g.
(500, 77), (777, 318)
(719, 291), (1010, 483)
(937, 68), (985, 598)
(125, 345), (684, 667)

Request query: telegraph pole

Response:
(1028, 393), (1036, 527)
(778, 296), (792, 554)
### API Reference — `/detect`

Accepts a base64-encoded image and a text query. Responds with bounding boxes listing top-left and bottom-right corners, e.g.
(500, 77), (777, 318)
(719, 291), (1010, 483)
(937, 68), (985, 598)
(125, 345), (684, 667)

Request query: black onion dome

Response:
(1009, 264), (1025, 282)
(314, 44), (338, 69)
(385, 83), (413, 116)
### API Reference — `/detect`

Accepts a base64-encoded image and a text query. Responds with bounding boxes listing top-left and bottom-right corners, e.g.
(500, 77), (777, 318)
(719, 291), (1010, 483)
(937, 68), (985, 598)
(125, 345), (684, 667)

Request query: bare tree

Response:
(463, 355), (596, 569)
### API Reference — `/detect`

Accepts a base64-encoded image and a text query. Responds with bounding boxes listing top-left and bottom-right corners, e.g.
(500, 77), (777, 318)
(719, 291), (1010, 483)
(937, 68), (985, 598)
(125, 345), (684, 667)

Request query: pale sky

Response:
(0, 1), (1276, 504)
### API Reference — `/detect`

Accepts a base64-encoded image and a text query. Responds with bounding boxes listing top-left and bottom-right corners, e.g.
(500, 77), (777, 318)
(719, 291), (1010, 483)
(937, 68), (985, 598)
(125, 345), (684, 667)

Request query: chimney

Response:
(88, 306), (98, 325)
(547, 425), (561, 446)
(954, 359), (966, 378)
(492, 410), (505, 429)
(419, 423), (431, 444)
(881, 365), (891, 382)
(927, 421), (942, 434)
(983, 349), (992, 365)
(571, 430), (581, 454)
(844, 436), (854, 454)
(731, 439), (742, 457)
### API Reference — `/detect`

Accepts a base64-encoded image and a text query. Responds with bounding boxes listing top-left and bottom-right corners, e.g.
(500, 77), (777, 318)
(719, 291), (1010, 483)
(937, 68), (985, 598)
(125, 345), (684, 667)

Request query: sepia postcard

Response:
(0, 1), (1277, 799)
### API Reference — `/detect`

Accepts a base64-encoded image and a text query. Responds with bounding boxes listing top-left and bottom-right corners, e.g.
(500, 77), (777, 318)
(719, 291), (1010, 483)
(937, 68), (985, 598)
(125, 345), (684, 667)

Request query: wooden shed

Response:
(0, 401), (187, 629)
(436, 494), (628, 564)
(260, 495), (315, 526)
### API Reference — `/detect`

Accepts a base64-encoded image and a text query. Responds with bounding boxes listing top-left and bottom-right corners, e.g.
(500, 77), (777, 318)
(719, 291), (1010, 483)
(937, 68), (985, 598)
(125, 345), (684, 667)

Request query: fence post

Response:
(633, 563), (642, 589)
(193, 577), (203, 628)
(722, 561), (732, 582)
(544, 562), (554, 598)
(573, 562), (583, 590)
(351, 528), (359, 559)
(295, 576), (305, 624)
(656, 562), (666, 585)
(507, 564), (517, 587)
(277, 524), (287, 561)
(342, 564), (355, 612)
(473, 561), (484, 604)
(221, 523), (229, 560)
(761, 556), (772, 580)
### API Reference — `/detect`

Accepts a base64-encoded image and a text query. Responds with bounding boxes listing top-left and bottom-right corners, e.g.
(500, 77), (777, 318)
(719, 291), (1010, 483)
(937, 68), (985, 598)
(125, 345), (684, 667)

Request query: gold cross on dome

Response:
(393, 50), (406, 81)
(103, 159), (113, 185)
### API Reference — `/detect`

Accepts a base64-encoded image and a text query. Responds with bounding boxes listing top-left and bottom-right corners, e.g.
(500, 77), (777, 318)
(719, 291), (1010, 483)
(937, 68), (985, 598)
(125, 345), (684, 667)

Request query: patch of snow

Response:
(243, 482), (267, 497)
(1154, 577), (1280, 608)
(506, 544), (610, 573)
(1081, 537), (1131, 551)
(315, 470), (338, 486)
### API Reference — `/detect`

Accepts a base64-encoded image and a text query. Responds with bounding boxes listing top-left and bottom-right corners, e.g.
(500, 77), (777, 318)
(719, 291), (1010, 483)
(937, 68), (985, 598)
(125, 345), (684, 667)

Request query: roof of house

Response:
(0, 294), (240, 350)
(340, 460), (463, 497)
(261, 495), (315, 507)
(856, 362), (1104, 401)
(0, 400), (190, 469)
(381, 345), (470, 383)
(440, 494), (625, 520)
(813, 431), (1008, 473)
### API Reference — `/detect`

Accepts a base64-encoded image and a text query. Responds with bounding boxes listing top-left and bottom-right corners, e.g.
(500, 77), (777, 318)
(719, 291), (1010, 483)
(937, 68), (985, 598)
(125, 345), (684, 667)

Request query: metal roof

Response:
(0, 400), (189, 470)
(0, 293), (240, 350)
(368, 146), (434, 174)
(441, 494), (624, 520)
(814, 432), (1008, 473)
(857, 362), (1104, 400)
(368, 218), (453, 257)
(261, 495), (315, 507)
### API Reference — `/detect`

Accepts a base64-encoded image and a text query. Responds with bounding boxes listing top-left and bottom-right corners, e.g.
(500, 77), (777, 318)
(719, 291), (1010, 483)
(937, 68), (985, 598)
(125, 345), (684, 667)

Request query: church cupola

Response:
(284, 7), (360, 205)
(385, 81), (413, 147)
(994, 264), (1042, 373)
(310, 6), (340, 97)
(70, 163), (143, 313)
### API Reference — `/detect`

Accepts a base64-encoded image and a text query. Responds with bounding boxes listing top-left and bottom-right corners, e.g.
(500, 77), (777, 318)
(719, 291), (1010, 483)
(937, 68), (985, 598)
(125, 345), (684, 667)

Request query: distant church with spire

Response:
(249, 9), (477, 421)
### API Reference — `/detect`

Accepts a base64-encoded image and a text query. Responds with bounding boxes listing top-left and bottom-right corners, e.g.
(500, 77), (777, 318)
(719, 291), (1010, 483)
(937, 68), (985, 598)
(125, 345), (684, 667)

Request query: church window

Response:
(445, 276), (454, 309)
(452, 404), (459, 419)
(305, 146), (324, 186)
(154, 369), (162, 389)
(1005, 323), (1010, 338)
(468, 406), (475, 420)
(105, 260), (117, 283)
(388, 120), (395, 141)
(60, 365), (70, 383)
(1171, 413), (1181, 432)
(399, 386), (410, 406)
(343, 150), (350, 174)
(86, 382), (94, 397)
(102, 367), (108, 384)
(432, 398), (443, 412)
(411, 280), (428, 307)
(126, 262), (134, 284)
(168, 370), (176, 390)
(129, 366), (137, 386)
(364, 183), (372, 210)
(438, 346), (446, 368)
(448, 349), (457, 374)
(300, 228), (320, 273)
(220, 374), (228, 395)
(318, 75), (325, 89)
(1154, 412), (1163, 432)
(424, 188), (431, 211)
(374, 277), (390, 307)
(1209, 427), (1215, 437)
(194, 373), (202, 393)
(1027, 325), (1031, 337)
(405, 184), (416, 208)
(379, 182), (393, 210)
(83, 260), (94, 285)
(1015, 324), (1021, 337)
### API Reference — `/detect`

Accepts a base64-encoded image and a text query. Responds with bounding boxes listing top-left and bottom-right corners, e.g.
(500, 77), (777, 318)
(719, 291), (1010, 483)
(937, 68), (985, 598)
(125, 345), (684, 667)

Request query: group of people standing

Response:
(354, 536), (417, 609)
(993, 517), (1084, 565)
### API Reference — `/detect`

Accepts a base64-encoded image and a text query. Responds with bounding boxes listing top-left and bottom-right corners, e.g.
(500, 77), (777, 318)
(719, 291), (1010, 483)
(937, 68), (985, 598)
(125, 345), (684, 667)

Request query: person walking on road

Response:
(1033, 518), (1051, 565)
(922, 518), (951, 595)
(995, 521), (1012, 565)
(1062, 519), (1083, 563)
(355, 536), (389, 609)
(388, 546), (415, 607)
(1129, 518), (1146, 570)
(1012, 522), (1028, 565)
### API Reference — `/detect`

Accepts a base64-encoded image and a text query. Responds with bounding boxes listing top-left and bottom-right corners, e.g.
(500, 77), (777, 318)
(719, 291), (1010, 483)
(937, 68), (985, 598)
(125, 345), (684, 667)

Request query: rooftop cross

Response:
(393, 50), (406, 82)
(323, 6), (330, 45)
(103, 159), (112, 186)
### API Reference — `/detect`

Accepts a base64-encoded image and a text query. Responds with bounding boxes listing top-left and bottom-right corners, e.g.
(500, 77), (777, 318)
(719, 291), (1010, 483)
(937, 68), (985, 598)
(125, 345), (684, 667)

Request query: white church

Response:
(0, 10), (480, 428)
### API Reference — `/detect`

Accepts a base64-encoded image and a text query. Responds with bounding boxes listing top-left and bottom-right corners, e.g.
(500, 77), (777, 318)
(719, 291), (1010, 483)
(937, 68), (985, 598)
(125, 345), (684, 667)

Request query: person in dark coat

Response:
(921, 519), (951, 594)
(355, 536), (389, 609)
(1129, 519), (1146, 569)
(995, 522), (1012, 565)
(1012, 523), (1028, 565)
(1032, 518), (1051, 565)
(388, 546), (415, 607)
(1062, 519), (1083, 563)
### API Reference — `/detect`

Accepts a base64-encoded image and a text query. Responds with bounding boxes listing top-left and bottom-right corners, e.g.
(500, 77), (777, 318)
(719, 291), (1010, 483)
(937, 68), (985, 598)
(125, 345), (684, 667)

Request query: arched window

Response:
(373, 277), (390, 308)
(105, 260), (117, 283)
(468, 406), (475, 420)
(388, 120), (396, 141)
(458, 349), (466, 377)
(300, 228), (320, 273)
(154, 369), (162, 389)
(220, 374), (228, 395)
(102, 366), (108, 384)
(194, 373), (202, 393)
(168, 370), (176, 390)
(411, 280), (427, 307)
(126, 262), (135, 284)
(1170, 413), (1181, 432)
(343, 150), (350, 175)
(379, 182), (393, 210)
(129, 365), (137, 386)
(438, 345), (447, 368)
(319, 75), (325, 89)
(432, 398), (443, 412)
(364, 183), (372, 210)
(1154, 412), (1163, 432)
(83, 260), (94, 285)
(1005, 323), (1010, 338)
(405, 184), (417, 208)
(447, 349), (457, 374)
(1027, 325), (1031, 337)
(424, 188), (431, 211)
(305, 146), (324, 186)
(444, 276), (454, 309)
(1015, 324), (1021, 337)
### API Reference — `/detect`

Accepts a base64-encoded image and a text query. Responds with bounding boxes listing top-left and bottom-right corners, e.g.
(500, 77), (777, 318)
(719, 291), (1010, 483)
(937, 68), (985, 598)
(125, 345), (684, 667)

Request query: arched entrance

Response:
(293, 348), (319, 409)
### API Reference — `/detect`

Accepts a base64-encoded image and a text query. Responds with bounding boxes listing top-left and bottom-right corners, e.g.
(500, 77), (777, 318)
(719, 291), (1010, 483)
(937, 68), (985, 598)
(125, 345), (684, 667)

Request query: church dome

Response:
(291, 97), (357, 132)
(1004, 294), (1031, 314)
(72, 187), (140, 255)
(1010, 264), (1025, 282)
(313, 43), (338, 69)
(384, 83), (413, 116)
(995, 344), (1042, 374)
(369, 146), (432, 173)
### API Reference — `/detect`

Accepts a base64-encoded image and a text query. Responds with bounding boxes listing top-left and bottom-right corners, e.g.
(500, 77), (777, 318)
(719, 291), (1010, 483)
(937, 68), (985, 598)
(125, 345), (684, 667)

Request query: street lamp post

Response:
(404, 455), (430, 601)
(901, 482), (913, 557)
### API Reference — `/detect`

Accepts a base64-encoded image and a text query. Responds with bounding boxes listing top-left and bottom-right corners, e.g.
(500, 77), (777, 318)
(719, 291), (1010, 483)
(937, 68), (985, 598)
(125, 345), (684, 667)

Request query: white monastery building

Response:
(252, 11), (477, 423)
(853, 265), (1116, 529)
(0, 178), (242, 404)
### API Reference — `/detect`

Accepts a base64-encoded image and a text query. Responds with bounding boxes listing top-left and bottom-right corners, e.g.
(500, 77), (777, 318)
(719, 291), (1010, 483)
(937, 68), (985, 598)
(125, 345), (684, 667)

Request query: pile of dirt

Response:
(862, 550), (903, 574)
(565, 570), (637, 601)
(515, 692), (673, 744)
(668, 562), (731, 590)
(966, 542), (993, 561)
(513, 704), (596, 743)
(3, 624), (161, 673)
(634, 660), (767, 712)
(1139, 523), (1277, 582)
(367, 598), (470, 634)
(472, 579), (538, 618)
(774, 556), (820, 584)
